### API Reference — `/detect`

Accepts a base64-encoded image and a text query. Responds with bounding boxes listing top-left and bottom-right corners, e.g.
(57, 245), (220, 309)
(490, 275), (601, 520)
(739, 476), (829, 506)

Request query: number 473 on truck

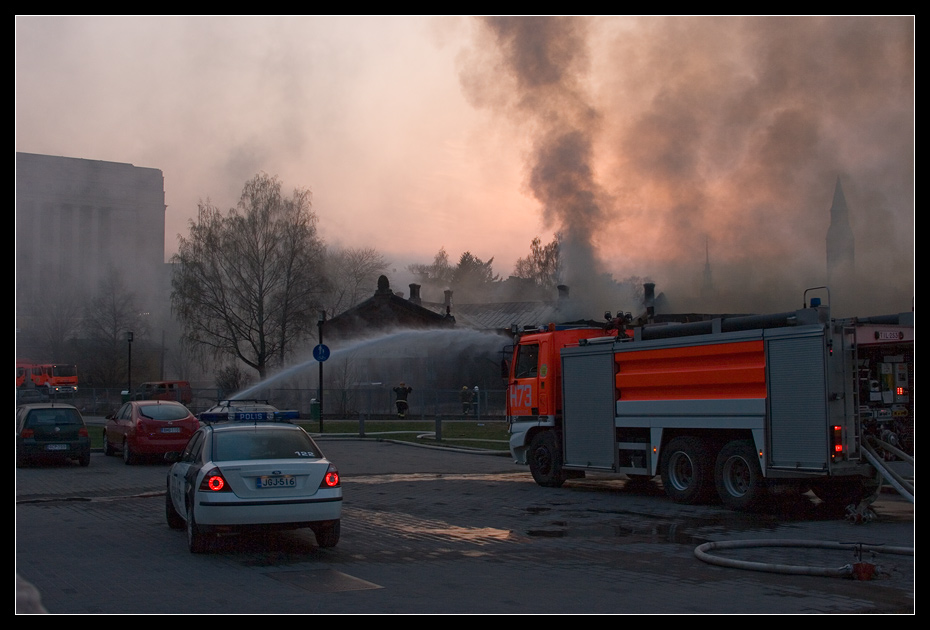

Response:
(504, 287), (913, 511)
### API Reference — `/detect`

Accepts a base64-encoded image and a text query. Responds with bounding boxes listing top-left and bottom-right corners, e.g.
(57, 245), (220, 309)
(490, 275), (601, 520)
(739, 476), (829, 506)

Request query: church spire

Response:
(701, 236), (714, 297)
(826, 177), (855, 283)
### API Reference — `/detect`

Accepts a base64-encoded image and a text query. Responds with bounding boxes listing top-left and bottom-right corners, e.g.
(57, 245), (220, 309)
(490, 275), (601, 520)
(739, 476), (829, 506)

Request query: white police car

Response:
(165, 414), (341, 553)
(199, 399), (299, 424)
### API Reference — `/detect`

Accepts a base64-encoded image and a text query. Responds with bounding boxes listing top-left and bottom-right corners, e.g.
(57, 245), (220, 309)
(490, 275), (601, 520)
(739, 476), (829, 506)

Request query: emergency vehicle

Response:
(505, 288), (913, 510)
(16, 362), (79, 395)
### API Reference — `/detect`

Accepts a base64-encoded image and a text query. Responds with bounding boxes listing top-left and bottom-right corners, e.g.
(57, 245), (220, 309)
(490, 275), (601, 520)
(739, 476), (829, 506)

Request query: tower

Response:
(701, 236), (714, 297)
(826, 177), (855, 284)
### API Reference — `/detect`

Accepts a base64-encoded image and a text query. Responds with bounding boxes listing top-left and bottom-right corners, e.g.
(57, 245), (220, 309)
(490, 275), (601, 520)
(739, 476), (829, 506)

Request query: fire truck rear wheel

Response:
(528, 432), (567, 488)
(810, 480), (866, 509)
(661, 437), (714, 504)
(715, 439), (767, 510)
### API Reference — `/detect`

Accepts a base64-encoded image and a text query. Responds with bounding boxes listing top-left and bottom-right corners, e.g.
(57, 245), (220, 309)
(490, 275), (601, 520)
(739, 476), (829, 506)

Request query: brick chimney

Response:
(408, 283), (422, 305)
(643, 282), (656, 322)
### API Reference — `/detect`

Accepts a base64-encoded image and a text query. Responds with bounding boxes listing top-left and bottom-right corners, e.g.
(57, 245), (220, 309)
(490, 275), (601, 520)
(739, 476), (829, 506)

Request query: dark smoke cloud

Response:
(461, 16), (913, 317)
(460, 17), (619, 317)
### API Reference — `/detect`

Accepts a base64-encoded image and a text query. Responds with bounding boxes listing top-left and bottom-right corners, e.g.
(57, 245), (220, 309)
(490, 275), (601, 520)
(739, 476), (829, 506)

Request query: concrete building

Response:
(15, 152), (171, 369)
(15, 152), (167, 308)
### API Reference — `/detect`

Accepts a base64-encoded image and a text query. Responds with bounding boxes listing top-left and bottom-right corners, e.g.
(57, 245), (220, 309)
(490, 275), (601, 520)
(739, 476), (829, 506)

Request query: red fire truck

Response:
(16, 362), (79, 395)
(505, 288), (913, 510)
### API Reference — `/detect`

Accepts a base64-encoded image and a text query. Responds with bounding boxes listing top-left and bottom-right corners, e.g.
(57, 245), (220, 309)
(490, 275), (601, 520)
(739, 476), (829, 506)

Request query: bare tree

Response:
(80, 270), (149, 387)
(513, 234), (562, 291)
(171, 173), (327, 379)
(408, 247), (454, 286)
(27, 290), (83, 361)
(214, 364), (252, 399)
(323, 246), (389, 317)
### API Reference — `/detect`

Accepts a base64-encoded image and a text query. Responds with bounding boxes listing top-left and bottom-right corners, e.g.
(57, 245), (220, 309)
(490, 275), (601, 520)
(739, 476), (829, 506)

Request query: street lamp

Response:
(126, 331), (134, 395)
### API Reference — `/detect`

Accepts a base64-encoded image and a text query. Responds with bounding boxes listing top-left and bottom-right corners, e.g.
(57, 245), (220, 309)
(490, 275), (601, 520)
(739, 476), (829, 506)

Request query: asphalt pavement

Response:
(16, 435), (915, 614)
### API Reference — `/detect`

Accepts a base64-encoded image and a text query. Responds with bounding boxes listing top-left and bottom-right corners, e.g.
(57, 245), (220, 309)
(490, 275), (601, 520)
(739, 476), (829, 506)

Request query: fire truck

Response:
(505, 288), (913, 510)
(16, 362), (79, 395)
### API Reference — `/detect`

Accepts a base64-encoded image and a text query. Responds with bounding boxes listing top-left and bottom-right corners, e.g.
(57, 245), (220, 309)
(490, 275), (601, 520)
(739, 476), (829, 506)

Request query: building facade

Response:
(15, 152), (167, 307)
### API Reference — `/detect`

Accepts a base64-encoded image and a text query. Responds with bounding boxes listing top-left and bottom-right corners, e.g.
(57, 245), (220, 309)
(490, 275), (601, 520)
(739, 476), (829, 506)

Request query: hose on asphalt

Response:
(694, 539), (913, 577)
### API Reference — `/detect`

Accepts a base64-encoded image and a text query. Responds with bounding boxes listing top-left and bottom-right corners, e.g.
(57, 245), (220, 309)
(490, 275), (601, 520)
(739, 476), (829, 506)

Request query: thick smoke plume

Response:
(460, 16), (913, 318)
(460, 17), (614, 318)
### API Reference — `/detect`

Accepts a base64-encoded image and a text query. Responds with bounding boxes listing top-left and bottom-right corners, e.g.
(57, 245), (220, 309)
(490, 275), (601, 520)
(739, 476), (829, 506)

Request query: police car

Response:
(199, 399), (299, 424)
(165, 409), (341, 553)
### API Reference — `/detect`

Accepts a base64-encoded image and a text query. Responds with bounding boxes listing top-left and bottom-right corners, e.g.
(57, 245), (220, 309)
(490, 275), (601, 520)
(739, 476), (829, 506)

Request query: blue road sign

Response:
(313, 344), (330, 362)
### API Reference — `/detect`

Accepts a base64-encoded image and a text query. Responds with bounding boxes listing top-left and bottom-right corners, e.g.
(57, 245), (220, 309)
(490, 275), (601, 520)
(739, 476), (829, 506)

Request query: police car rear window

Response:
(213, 429), (319, 461)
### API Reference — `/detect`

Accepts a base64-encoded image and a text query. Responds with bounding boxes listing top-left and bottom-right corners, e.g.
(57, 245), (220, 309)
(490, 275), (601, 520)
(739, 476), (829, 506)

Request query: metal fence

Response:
(61, 386), (509, 420)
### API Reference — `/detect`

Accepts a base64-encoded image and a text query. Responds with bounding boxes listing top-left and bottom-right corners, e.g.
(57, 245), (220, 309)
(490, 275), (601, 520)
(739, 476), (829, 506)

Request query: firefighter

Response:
(460, 386), (473, 415)
(393, 382), (412, 418)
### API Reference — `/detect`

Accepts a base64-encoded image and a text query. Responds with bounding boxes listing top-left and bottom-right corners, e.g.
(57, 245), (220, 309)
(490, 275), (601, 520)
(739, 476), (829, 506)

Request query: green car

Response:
(16, 403), (91, 467)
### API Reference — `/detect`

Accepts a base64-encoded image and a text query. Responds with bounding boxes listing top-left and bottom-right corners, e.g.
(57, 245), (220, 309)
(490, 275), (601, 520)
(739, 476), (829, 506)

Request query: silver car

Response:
(166, 419), (342, 553)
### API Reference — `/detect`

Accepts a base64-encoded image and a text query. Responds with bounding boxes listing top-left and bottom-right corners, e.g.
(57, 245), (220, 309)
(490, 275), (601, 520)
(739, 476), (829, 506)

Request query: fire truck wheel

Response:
(715, 440), (767, 510)
(661, 437), (714, 504)
(528, 432), (567, 488)
(810, 481), (866, 509)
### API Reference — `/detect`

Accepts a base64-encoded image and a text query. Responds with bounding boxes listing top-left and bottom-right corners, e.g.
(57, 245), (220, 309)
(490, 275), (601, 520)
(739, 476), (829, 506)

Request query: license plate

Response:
(46, 444), (68, 451)
(257, 475), (295, 488)
(160, 427), (181, 433)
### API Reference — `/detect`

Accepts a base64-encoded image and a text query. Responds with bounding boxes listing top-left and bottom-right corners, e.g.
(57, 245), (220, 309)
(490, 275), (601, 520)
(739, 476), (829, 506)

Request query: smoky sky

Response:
(459, 16), (913, 316)
(460, 18), (608, 299)
(16, 16), (913, 319)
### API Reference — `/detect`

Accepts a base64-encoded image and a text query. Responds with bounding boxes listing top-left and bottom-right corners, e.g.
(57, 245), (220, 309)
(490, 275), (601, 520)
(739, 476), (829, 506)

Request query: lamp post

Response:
(126, 331), (134, 395)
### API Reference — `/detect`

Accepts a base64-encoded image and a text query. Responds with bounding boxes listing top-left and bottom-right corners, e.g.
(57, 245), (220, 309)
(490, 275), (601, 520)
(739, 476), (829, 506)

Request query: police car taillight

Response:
(321, 464), (340, 488)
(200, 468), (230, 492)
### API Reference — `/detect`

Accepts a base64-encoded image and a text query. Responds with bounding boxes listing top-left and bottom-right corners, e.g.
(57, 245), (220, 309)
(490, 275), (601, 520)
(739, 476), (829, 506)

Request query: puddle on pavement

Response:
(525, 519), (707, 544)
(518, 479), (917, 544)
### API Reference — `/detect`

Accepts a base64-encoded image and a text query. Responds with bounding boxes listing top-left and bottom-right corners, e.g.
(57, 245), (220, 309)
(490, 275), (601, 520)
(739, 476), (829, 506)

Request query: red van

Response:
(135, 381), (193, 405)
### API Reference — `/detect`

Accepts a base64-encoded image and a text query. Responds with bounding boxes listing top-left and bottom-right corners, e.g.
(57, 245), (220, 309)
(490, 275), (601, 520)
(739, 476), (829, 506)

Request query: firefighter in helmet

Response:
(460, 386), (473, 415)
(393, 382), (412, 418)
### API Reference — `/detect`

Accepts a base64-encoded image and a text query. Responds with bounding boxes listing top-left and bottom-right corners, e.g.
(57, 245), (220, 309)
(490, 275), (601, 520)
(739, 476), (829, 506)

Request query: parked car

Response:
(103, 400), (200, 465)
(16, 403), (90, 467)
(199, 399), (300, 424)
(165, 419), (341, 553)
(17, 388), (49, 405)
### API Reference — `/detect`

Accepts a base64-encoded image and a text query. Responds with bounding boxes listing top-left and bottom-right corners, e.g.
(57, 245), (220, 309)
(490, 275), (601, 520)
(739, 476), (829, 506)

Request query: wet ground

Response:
(16, 438), (914, 614)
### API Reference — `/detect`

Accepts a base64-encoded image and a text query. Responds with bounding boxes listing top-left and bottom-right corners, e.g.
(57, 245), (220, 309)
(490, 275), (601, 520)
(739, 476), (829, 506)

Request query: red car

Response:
(103, 400), (200, 464)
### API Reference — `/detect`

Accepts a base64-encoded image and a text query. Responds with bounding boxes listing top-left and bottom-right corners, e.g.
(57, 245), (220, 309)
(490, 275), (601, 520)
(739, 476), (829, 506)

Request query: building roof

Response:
(324, 276), (454, 338)
(419, 300), (566, 332)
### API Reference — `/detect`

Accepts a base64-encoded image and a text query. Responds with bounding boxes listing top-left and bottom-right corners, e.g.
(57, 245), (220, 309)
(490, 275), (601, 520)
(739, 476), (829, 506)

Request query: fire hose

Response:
(694, 539), (913, 579)
(862, 437), (914, 503)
